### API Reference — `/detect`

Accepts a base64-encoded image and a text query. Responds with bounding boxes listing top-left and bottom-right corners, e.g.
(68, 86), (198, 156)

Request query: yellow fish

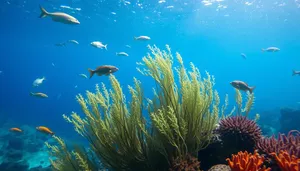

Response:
(36, 126), (54, 136)
(10, 127), (22, 133)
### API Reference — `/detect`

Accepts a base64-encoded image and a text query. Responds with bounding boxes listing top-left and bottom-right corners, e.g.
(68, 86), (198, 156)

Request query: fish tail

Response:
(134, 37), (137, 40)
(104, 44), (108, 50)
(88, 69), (94, 78)
(30, 92), (34, 96)
(39, 5), (49, 18)
(292, 70), (296, 76)
(261, 48), (265, 52)
(249, 86), (256, 94)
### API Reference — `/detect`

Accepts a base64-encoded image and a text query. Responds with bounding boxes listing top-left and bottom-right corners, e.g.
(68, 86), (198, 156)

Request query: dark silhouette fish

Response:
(88, 65), (119, 78)
(293, 70), (300, 76)
(230, 80), (255, 94)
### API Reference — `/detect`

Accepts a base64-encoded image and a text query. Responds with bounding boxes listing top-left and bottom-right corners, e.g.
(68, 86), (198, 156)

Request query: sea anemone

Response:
(256, 130), (300, 158)
(217, 116), (262, 152)
(169, 154), (202, 171)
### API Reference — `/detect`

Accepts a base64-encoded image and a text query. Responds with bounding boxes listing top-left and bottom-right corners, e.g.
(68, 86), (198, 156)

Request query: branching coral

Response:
(256, 130), (300, 158)
(271, 150), (300, 171)
(46, 45), (221, 171)
(226, 150), (271, 171)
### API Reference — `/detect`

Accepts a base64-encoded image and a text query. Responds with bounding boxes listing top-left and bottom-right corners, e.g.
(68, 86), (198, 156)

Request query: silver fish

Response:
(39, 6), (80, 25)
(261, 47), (280, 52)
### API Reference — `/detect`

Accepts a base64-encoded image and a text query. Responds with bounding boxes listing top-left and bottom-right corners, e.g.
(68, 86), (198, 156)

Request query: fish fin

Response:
(104, 44), (108, 50)
(249, 86), (256, 94)
(261, 48), (265, 52)
(292, 70), (296, 76)
(39, 5), (49, 18)
(88, 69), (94, 78)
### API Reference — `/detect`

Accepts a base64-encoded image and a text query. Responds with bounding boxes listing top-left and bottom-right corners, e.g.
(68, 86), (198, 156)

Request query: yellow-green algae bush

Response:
(46, 45), (228, 171)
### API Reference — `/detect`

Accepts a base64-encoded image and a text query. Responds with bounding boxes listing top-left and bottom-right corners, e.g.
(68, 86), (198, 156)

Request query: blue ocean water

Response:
(0, 0), (300, 169)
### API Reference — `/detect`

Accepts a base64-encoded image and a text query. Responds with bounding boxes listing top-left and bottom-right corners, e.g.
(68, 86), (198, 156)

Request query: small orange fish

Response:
(36, 126), (54, 135)
(10, 127), (22, 133)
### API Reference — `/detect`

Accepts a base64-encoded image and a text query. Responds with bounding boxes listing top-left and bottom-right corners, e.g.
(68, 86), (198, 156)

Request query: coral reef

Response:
(271, 150), (300, 171)
(46, 45), (221, 171)
(280, 108), (300, 134)
(169, 154), (202, 171)
(226, 150), (271, 171)
(207, 164), (231, 171)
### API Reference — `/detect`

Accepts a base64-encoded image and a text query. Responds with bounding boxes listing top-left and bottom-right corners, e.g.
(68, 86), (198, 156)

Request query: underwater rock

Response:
(7, 137), (24, 150)
(0, 161), (29, 171)
(207, 164), (231, 171)
(29, 166), (52, 171)
(6, 150), (23, 161)
(279, 107), (300, 133)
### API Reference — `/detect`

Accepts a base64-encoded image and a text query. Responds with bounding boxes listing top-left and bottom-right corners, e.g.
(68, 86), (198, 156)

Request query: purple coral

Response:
(256, 130), (300, 157)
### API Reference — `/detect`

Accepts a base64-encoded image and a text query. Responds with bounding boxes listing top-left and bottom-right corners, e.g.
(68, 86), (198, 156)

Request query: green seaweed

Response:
(46, 45), (223, 171)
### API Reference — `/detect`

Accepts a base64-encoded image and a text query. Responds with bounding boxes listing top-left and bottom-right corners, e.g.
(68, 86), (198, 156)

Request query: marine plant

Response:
(226, 150), (271, 171)
(46, 45), (221, 171)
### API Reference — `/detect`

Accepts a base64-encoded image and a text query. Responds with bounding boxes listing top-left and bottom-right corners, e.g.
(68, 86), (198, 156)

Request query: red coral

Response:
(226, 150), (271, 171)
(271, 150), (300, 171)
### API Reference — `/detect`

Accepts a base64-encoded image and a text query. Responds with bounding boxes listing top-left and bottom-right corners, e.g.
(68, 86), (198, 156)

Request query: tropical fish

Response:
(39, 6), (80, 25)
(79, 74), (88, 79)
(116, 52), (129, 56)
(292, 70), (300, 76)
(241, 53), (247, 59)
(90, 41), (107, 50)
(10, 128), (22, 133)
(261, 47), (280, 52)
(36, 126), (54, 135)
(125, 45), (131, 48)
(134, 36), (151, 41)
(68, 40), (79, 44)
(88, 65), (119, 78)
(230, 80), (255, 94)
(33, 77), (46, 87)
(30, 92), (48, 98)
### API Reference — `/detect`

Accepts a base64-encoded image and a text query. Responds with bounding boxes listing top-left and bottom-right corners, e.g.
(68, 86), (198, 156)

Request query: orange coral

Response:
(271, 150), (300, 171)
(226, 150), (271, 171)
